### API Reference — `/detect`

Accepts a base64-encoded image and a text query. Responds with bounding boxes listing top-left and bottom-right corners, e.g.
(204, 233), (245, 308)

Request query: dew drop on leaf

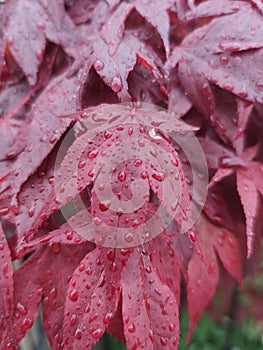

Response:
(223, 83), (234, 91)
(89, 312), (99, 322)
(128, 126), (133, 135)
(125, 232), (134, 243)
(70, 314), (77, 326)
(134, 159), (142, 167)
(0, 207), (9, 216)
(118, 170), (126, 182)
(88, 150), (98, 159)
(94, 59), (105, 71)
(141, 171), (147, 179)
(107, 249), (115, 261)
(78, 160), (86, 169)
(152, 173), (165, 182)
(160, 337), (167, 346)
(103, 312), (113, 324)
(92, 328), (103, 339)
(85, 267), (92, 275)
(99, 200), (111, 211)
(66, 231), (73, 240)
(28, 202), (35, 217)
(104, 130), (113, 139)
(69, 289), (79, 302)
(74, 328), (82, 339)
(110, 262), (117, 271)
(110, 76), (122, 92)
(127, 323), (136, 333)
(16, 302), (28, 315)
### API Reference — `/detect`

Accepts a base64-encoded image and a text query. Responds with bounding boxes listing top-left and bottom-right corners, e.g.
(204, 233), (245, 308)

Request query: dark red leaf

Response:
(122, 248), (179, 349)
(5, 0), (75, 85)
(187, 215), (242, 341)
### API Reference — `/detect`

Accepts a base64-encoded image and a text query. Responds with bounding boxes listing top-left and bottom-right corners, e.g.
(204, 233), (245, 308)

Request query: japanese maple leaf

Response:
(12, 241), (93, 349)
(8, 103), (194, 349)
(204, 100), (263, 256)
(69, 0), (170, 102)
(187, 214), (242, 341)
(3, 0), (75, 85)
(77, 28), (163, 102)
(169, 1), (263, 117)
(62, 234), (185, 349)
(52, 104), (193, 247)
(0, 72), (79, 204)
(100, 0), (174, 56)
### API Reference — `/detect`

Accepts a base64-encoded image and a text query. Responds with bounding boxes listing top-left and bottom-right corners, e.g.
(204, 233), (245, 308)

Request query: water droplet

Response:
(219, 43), (241, 52)
(149, 128), (162, 139)
(92, 328), (103, 339)
(188, 230), (196, 243)
(104, 130), (113, 139)
(89, 312), (99, 322)
(169, 323), (175, 331)
(28, 202), (35, 217)
(125, 232), (134, 243)
(128, 323), (136, 333)
(239, 91), (248, 98)
(70, 314), (77, 326)
(141, 171), (147, 179)
(94, 217), (102, 225)
(86, 267), (92, 275)
(50, 287), (57, 298)
(88, 150), (98, 159)
(138, 139), (145, 147)
(66, 231), (73, 240)
(145, 266), (152, 273)
(223, 84), (234, 92)
(78, 160), (86, 169)
(69, 289), (79, 302)
(160, 337), (167, 346)
(94, 59), (104, 71)
(243, 184), (249, 192)
(220, 56), (228, 64)
(118, 170), (126, 182)
(99, 200), (111, 211)
(103, 312), (113, 324)
(110, 262), (117, 271)
(134, 159), (142, 167)
(110, 76), (122, 92)
(98, 183), (105, 191)
(117, 124), (124, 131)
(16, 302), (27, 315)
(152, 173), (165, 182)
(107, 249), (115, 261)
(128, 127), (133, 135)
(78, 263), (85, 272)
(37, 22), (46, 30)
(0, 207), (9, 216)
(74, 328), (82, 339)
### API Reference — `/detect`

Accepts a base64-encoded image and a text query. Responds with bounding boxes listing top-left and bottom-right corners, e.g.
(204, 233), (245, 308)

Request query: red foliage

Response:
(0, 1), (263, 349)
